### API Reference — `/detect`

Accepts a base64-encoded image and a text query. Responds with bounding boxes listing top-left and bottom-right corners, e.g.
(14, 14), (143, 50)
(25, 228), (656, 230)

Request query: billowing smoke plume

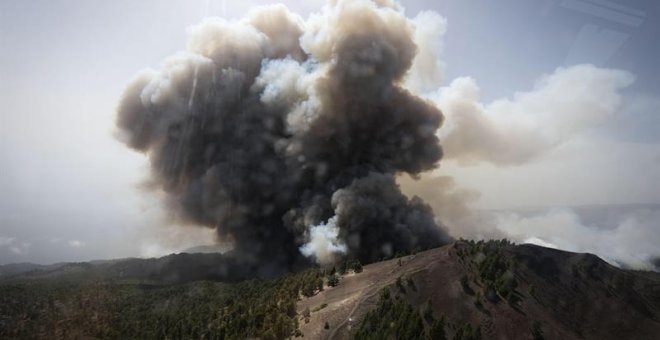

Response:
(399, 64), (651, 268)
(116, 0), (450, 276)
(299, 216), (345, 266)
(434, 64), (634, 166)
(401, 64), (636, 237)
(399, 59), (654, 269)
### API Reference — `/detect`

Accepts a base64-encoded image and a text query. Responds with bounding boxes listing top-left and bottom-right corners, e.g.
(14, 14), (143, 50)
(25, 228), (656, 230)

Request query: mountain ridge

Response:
(1, 241), (659, 339)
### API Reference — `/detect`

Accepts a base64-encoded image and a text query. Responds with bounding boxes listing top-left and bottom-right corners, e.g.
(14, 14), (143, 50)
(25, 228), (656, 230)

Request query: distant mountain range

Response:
(0, 243), (231, 281)
(0, 251), (238, 283)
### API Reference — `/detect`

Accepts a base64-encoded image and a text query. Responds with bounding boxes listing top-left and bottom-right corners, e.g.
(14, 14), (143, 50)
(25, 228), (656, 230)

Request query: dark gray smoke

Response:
(116, 1), (450, 277)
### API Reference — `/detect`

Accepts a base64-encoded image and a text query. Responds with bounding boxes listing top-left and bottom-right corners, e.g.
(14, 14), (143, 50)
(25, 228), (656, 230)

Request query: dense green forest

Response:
(0, 240), (535, 339)
(0, 268), (328, 339)
(456, 239), (519, 305)
(0, 259), (374, 339)
(354, 286), (483, 340)
(355, 288), (433, 340)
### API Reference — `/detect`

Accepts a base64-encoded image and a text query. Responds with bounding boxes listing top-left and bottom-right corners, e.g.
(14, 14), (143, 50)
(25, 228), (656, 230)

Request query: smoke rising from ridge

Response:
(399, 63), (654, 268)
(400, 64), (636, 235)
(116, 0), (653, 273)
(299, 216), (345, 266)
(399, 62), (654, 269)
(116, 0), (450, 275)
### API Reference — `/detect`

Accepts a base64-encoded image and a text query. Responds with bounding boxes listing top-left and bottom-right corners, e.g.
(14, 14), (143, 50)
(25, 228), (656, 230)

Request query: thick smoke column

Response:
(116, 0), (450, 276)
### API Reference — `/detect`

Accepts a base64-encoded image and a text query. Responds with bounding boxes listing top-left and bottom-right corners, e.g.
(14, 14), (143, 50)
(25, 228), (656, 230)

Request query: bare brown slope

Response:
(296, 241), (660, 339)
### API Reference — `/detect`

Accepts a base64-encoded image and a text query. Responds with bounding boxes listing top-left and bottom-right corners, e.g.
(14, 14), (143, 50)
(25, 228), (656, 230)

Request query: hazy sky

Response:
(1, 0), (659, 264)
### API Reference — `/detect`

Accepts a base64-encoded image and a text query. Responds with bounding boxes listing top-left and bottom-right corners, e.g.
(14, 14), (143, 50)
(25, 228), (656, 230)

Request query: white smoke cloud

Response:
(300, 216), (347, 265)
(399, 19), (654, 269)
(401, 64), (636, 243)
(404, 11), (447, 93)
(137, 224), (220, 258)
(433, 64), (634, 166)
(0, 236), (30, 255)
(493, 208), (660, 270)
(522, 237), (558, 249)
(397, 173), (494, 240)
(300, 0), (415, 71)
(255, 58), (325, 135)
(140, 243), (177, 259)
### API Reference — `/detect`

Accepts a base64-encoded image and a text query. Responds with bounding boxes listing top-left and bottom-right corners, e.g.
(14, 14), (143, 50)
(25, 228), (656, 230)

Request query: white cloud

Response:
(1, 236), (31, 255)
(0, 236), (16, 246)
(68, 240), (85, 248)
